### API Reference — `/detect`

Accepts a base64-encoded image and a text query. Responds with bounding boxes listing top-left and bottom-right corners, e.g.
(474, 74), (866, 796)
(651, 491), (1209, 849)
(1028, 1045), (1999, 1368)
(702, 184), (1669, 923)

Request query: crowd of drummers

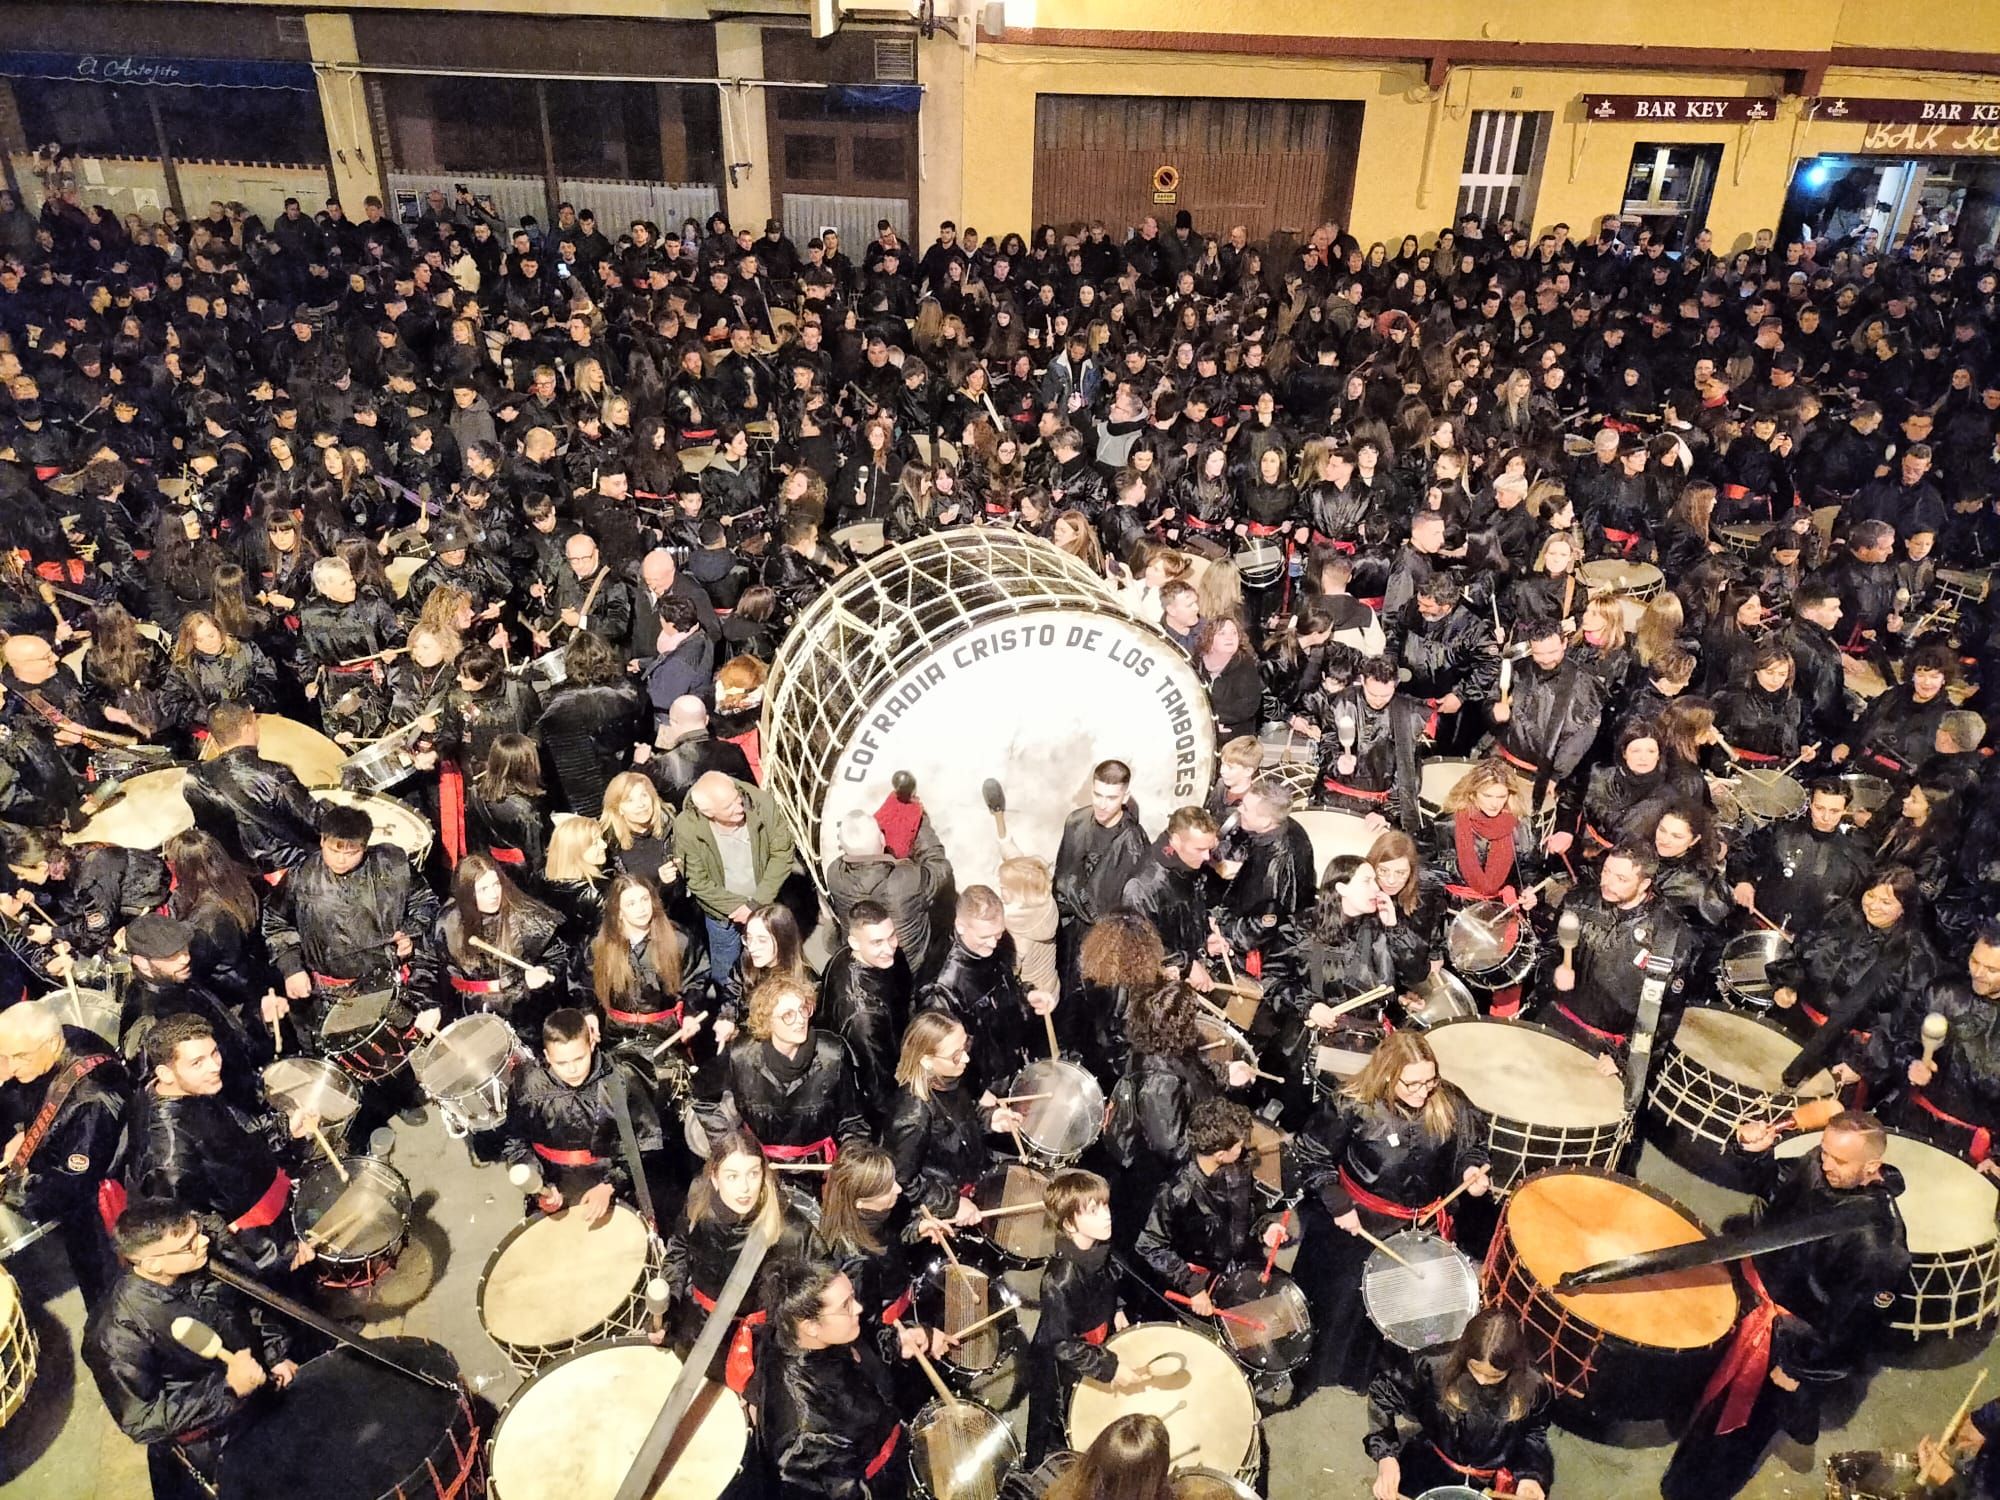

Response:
(0, 175), (1998, 1500)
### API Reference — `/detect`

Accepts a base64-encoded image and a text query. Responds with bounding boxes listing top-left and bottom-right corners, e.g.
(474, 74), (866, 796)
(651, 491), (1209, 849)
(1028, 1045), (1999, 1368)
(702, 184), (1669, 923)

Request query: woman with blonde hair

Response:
(664, 1126), (812, 1372)
(1630, 590), (1687, 672)
(599, 769), (676, 891)
(1568, 594), (1631, 700)
(1431, 758), (1544, 1015)
(541, 814), (611, 945)
(723, 975), (867, 1167)
(1051, 508), (1103, 572)
(1295, 1029), (1491, 1389)
(885, 1010), (1025, 1228)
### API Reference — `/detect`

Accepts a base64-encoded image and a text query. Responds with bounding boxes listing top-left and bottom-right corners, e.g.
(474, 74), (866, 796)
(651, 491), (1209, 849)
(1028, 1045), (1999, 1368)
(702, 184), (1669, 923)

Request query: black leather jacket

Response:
(126, 1089), (304, 1271)
(817, 949), (912, 1119)
(884, 1077), (996, 1219)
(1294, 1087), (1489, 1223)
(759, 1339), (905, 1500)
(500, 1048), (661, 1205)
(723, 1033), (869, 1154)
(183, 745), (321, 873)
(918, 935), (1036, 1095)
(0, 1029), (127, 1223)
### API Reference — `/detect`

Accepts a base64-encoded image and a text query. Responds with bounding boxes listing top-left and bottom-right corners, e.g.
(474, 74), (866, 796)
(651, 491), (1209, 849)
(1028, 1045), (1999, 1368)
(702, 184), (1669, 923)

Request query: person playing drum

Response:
(885, 1011), (1026, 1235)
(1, 826), (168, 989)
(1429, 759), (1544, 1017)
(1294, 655), (1427, 833)
(1267, 855), (1398, 1109)
(500, 1006), (660, 1223)
(723, 975), (869, 1169)
(1120, 809), (1224, 995)
(1488, 617), (1606, 839)
(0, 996), (128, 1306)
(1660, 1109), (1910, 1500)
(182, 704), (322, 877)
(1567, 719), (1696, 867)
(1540, 843), (1691, 1072)
(1211, 776), (1317, 986)
(757, 1258), (911, 1500)
(584, 873), (702, 1073)
(1037, 1413), (1174, 1500)
(82, 1197), (297, 1500)
(436, 853), (567, 1051)
(1859, 922), (2000, 1176)
(1026, 1168), (1144, 1463)
(817, 901), (913, 1127)
(1765, 865), (1940, 1053)
(662, 1127), (811, 1376)
(1292, 1031), (1490, 1391)
(1365, 830), (1449, 1005)
(1365, 1308), (1553, 1500)
(125, 1014), (317, 1279)
(811, 1144), (948, 1367)
(1725, 777), (1870, 936)
(920, 885), (1060, 1094)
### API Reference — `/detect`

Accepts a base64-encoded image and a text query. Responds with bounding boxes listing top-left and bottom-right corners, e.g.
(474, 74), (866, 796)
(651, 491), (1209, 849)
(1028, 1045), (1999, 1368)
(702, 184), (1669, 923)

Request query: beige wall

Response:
(304, 10), (383, 210)
(714, 20), (772, 229)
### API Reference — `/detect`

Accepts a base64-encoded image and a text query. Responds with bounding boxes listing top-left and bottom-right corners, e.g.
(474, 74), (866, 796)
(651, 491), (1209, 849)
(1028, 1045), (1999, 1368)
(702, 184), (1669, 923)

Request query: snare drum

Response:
(1235, 540), (1284, 588)
(262, 1057), (362, 1152)
(1068, 1324), (1261, 1482)
(831, 521), (886, 558)
(1401, 970), (1478, 1030)
(45, 984), (120, 1046)
(218, 1338), (483, 1500)
(1426, 1019), (1627, 1187)
(1578, 559), (1663, 602)
(1208, 1263), (1314, 1376)
(1361, 1227), (1481, 1352)
(909, 1394), (1022, 1500)
(336, 737), (422, 796)
(319, 987), (417, 1083)
(970, 1163), (1057, 1266)
(412, 1013), (520, 1137)
(1843, 655), (1890, 704)
(479, 1204), (662, 1375)
(1824, 1451), (1923, 1500)
(487, 1339), (749, 1500)
(1482, 1167), (1738, 1411)
(1780, 1129), (2000, 1337)
(1192, 1011), (1258, 1083)
(292, 1155), (413, 1290)
(1648, 1006), (1836, 1155)
(1292, 809), (1377, 881)
(1445, 901), (1538, 987)
(0, 1264), (36, 1429)
(526, 646), (569, 690)
(0, 1205), (55, 1261)
(1834, 772), (1894, 824)
(1715, 522), (1772, 556)
(1717, 930), (1792, 1009)
(1722, 767), (1806, 829)
(1937, 567), (1992, 611)
(63, 766), (192, 849)
(1010, 1059), (1105, 1165)
(1417, 758), (1479, 825)
(911, 1243), (1021, 1382)
(312, 788), (434, 863)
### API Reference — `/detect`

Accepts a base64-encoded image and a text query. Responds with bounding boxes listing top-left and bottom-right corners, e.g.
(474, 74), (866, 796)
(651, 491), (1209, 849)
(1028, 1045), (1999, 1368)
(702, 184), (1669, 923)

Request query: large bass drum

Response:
(763, 531), (1216, 891)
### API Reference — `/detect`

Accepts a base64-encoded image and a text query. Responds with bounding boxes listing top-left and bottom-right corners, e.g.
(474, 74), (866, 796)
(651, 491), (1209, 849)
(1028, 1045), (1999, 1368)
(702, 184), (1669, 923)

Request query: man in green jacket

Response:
(673, 772), (798, 1022)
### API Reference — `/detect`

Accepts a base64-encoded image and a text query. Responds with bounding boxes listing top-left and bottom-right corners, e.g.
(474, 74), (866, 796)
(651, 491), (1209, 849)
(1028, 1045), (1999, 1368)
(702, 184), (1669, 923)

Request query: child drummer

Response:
(1026, 1168), (1147, 1463)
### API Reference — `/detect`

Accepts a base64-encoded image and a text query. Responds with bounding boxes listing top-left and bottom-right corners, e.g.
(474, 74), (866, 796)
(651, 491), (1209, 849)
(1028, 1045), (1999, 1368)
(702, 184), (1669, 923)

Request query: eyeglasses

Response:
(1401, 1075), (1441, 1094)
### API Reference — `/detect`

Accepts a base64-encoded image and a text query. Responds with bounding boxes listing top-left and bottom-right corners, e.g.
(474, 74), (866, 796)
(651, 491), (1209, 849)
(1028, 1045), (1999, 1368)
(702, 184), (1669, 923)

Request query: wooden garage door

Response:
(1033, 95), (1361, 242)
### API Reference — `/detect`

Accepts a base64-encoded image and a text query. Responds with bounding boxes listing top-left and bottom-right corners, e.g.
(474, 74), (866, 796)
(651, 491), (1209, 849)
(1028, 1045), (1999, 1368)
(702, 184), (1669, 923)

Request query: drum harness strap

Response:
(604, 999), (683, 1027)
(4, 1050), (112, 1185)
(449, 973), (504, 996)
(438, 754), (467, 868)
(1693, 1258), (1789, 1436)
(1910, 1093), (1993, 1164)
(1321, 775), (1390, 802)
(531, 1143), (603, 1166)
(1428, 1443), (1515, 1494)
(1338, 1167), (1454, 1241)
(763, 1137), (837, 1166)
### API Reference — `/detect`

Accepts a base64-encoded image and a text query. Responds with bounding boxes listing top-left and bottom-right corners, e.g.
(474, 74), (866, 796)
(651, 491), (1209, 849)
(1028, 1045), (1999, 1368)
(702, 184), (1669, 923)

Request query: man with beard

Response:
(1050, 760), (1152, 980)
(1122, 807), (1223, 991)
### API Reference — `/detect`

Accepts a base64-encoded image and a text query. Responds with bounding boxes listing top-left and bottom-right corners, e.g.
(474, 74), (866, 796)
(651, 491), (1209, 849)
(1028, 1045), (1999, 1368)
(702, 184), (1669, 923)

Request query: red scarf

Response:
(1454, 808), (1517, 900)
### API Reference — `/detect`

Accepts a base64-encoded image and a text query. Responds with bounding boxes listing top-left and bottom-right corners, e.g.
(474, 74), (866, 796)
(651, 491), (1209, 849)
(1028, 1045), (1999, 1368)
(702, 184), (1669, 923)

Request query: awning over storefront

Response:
(0, 51), (316, 92)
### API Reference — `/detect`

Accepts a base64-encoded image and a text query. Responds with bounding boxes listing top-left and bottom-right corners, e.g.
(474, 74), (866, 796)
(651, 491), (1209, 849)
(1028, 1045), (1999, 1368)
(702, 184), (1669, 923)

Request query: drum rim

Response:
(293, 1155), (413, 1260)
(912, 1243), (1021, 1370)
(312, 786), (434, 853)
(1011, 1058), (1106, 1156)
(970, 1161), (1058, 1262)
(1497, 1165), (1741, 1352)
(485, 1335), (749, 1488)
(477, 1202), (652, 1349)
(1669, 1003), (1835, 1097)
(1360, 1227), (1481, 1350)
(415, 1013), (519, 1092)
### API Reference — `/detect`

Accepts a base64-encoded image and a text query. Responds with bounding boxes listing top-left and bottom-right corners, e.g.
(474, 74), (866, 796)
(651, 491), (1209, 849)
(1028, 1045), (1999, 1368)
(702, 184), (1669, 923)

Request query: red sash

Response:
(1494, 744), (1541, 776)
(605, 1001), (682, 1027)
(1321, 777), (1390, 802)
(762, 1137), (836, 1165)
(1337, 1166), (1453, 1239)
(1079, 1322), (1109, 1346)
(1245, 520), (1285, 537)
(439, 757), (466, 867)
(864, 1423), (903, 1479)
(1696, 1259), (1786, 1435)
(1430, 1442), (1515, 1494)
(532, 1143), (602, 1166)
(1912, 1093), (1993, 1164)
(1733, 746), (1780, 765)
(1602, 526), (1642, 556)
(450, 974), (503, 996)
(1553, 1001), (1629, 1046)
(230, 1169), (293, 1232)
(1310, 532), (1357, 554)
(489, 846), (525, 866)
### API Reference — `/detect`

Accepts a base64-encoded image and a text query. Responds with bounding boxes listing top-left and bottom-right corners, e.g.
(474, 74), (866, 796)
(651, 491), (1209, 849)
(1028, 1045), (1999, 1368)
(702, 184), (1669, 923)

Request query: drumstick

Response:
(1262, 1210), (1291, 1283)
(920, 1207), (962, 1263)
(1417, 1176), (1480, 1226)
(1491, 876), (1554, 917)
(995, 1093), (1052, 1105)
(942, 1304), (1018, 1344)
(770, 1160), (832, 1172)
(1164, 1290), (1269, 1333)
(1920, 1012), (1950, 1069)
(1930, 1369), (1989, 1463)
(1214, 922), (1239, 991)
(307, 1124), (350, 1183)
(1745, 901), (1790, 936)
(1315, 985), (1395, 1025)
(892, 1322), (961, 1409)
(1557, 910), (1580, 972)
(468, 936), (538, 974)
(1353, 1224), (1415, 1270)
(1008, 1125), (1028, 1162)
(1712, 734), (1744, 764)
(974, 1201), (1048, 1220)
(1043, 1010), (1061, 1063)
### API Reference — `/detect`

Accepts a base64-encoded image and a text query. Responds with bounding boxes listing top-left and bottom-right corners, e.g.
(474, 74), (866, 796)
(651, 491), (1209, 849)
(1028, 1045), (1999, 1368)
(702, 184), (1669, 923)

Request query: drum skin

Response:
(312, 788), (434, 862)
(1483, 1168), (1737, 1414)
(488, 1339), (749, 1500)
(0, 1265), (37, 1430)
(763, 532), (1214, 895)
(1068, 1324), (1258, 1478)
(1425, 1019), (1625, 1186)
(479, 1205), (653, 1367)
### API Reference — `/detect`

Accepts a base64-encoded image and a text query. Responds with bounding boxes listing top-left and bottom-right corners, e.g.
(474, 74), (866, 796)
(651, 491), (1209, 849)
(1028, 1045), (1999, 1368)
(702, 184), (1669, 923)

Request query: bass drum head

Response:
(312, 789), (433, 863)
(63, 767), (191, 850)
(479, 1205), (650, 1353)
(1067, 1324), (1257, 1476)
(1173, 1469), (1259, 1500)
(488, 1340), (748, 1500)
